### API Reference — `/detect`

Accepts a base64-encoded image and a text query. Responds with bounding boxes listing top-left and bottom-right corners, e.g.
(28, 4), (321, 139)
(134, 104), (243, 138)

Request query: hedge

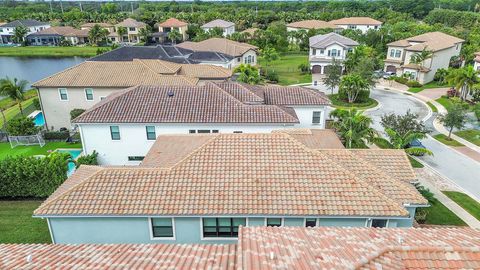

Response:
(0, 152), (69, 198)
(43, 131), (70, 141)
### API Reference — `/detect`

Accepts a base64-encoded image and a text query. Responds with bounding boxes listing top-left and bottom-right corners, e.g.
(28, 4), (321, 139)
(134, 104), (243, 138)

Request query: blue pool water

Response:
(33, 112), (45, 126)
(56, 149), (82, 176)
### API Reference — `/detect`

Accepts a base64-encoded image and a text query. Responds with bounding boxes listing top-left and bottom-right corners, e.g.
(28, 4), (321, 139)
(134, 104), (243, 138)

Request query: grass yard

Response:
(0, 141), (82, 160)
(408, 81), (446, 93)
(0, 89), (37, 110)
(454, 129), (480, 146)
(0, 201), (51, 243)
(0, 97), (36, 128)
(328, 94), (378, 110)
(443, 191), (480, 221)
(0, 46), (106, 57)
(258, 52), (311, 85)
(408, 156), (424, 168)
(424, 197), (467, 226)
(433, 134), (464, 147)
(435, 96), (454, 112)
(426, 101), (438, 113)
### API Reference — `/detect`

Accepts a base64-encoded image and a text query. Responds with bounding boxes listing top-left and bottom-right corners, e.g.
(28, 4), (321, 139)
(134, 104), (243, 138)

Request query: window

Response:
(312, 48), (316, 55)
(189, 130), (196, 133)
(129, 27), (135, 31)
(59, 88), (68, 100)
(110, 126), (120, 140)
(128, 156), (144, 161)
(266, 218), (282, 227)
(151, 218), (174, 238)
(146, 126), (156, 140)
(371, 219), (388, 228)
(395, 50), (401, 58)
(312, 111), (322, 124)
(305, 218), (317, 227)
(85, 88), (94, 101)
(100, 96), (106, 100)
(320, 49), (324, 54)
(202, 218), (246, 238)
(191, 130), (219, 134)
(233, 131), (243, 133)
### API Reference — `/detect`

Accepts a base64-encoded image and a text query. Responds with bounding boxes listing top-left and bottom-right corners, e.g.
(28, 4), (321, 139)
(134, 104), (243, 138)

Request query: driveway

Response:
(366, 88), (480, 201)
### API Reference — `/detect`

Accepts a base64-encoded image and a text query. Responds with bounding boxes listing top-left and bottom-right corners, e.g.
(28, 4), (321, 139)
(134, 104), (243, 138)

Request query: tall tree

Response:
(330, 108), (376, 148)
(167, 29), (181, 44)
(410, 48), (433, 68)
(338, 74), (370, 103)
(374, 128), (433, 156)
(0, 77), (29, 116)
(138, 26), (151, 43)
(116, 26), (127, 42)
(88, 24), (109, 45)
(12, 25), (28, 45)
(380, 110), (428, 136)
(234, 64), (262, 85)
(260, 46), (279, 76)
(446, 65), (479, 100)
(438, 104), (467, 139)
(322, 57), (342, 95)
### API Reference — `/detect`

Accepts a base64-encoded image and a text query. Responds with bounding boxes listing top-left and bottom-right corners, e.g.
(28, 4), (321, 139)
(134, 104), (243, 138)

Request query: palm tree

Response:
(13, 25), (28, 45)
(330, 108), (377, 148)
(338, 74), (370, 103)
(116, 26), (127, 43)
(138, 26), (151, 43)
(374, 128), (433, 156)
(260, 46), (279, 76)
(88, 24), (109, 46)
(410, 49), (433, 75)
(234, 64), (262, 85)
(446, 65), (479, 100)
(167, 29), (181, 44)
(0, 77), (29, 116)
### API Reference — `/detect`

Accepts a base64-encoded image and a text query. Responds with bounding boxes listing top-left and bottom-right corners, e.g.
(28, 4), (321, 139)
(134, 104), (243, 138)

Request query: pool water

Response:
(56, 149), (82, 176)
(33, 112), (45, 126)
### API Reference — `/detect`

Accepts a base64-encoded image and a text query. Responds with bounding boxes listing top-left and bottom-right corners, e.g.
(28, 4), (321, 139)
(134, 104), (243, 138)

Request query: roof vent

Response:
(167, 90), (174, 97)
(269, 252), (276, 260)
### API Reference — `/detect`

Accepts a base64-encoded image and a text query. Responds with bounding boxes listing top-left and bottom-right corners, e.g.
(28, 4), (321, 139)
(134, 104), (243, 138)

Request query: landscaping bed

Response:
(443, 191), (480, 221)
(433, 134), (464, 147)
(454, 129), (480, 146)
(426, 101), (438, 113)
(328, 94), (378, 110)
(258, 52), (310, 86)
(0, 46), (105, 57)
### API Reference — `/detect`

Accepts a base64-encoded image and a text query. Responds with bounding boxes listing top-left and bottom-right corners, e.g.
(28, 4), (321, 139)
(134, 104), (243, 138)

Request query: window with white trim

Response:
(85, 88), (94, 101)
(202, 218), (246, 237)
(59, 88), (68, 100)
(266, 218), (282, 227)
(151, 218), (174, 238)
(146, 126), (156, 140)
(110, 126), (120, 140)
(312, 111), (322, 124)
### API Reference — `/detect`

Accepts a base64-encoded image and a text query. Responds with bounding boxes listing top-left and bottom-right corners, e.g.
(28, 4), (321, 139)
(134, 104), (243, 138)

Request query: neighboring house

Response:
(153, 18), (188, 44)
(384, 32), (464, 84)
(309, 32), (359, 86)
(80, 22), (115, 33)
(0, 19), (50, 44)
(201, 19), (235, 36)
(33, 59), (232, 129)
(114, 18), (146, 43)
(2, 227), (479, 268)
(34, 130), (427, 244)
(286, 20), (341, 32)
(241, 27), (258, 39)
(177, 38), (258, 69)
(329, 17), (382, 33)
(73, 83), (331, 165)
(474, 52), (480, 71)
(27, 26), (89, 46)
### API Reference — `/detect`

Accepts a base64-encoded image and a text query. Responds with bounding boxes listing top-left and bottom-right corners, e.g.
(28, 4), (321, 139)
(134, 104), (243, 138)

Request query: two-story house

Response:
(153, 18), (188, 44)
(201, 19), (235, 36)
(329, 17), (382, 33)
(72, 82), (331, 165)
(309, 32), (359, 87)
(114, 18), (146, 43)
(0, 19), (50, 44)
(33, 59), (232, 129)
(176, 38), (258, 69)
(34, 130), (427, 244)
(384, 32), (464, 84)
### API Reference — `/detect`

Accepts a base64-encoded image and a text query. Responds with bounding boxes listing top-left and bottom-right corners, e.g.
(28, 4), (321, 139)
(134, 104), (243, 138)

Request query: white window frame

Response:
(312, 111), (322, 125)
(200, 217), (249, 241)
(265, 217), (284, 227)
(110, 125), (121, 141)
(148, 217), (176, 240)
(84, 88), (94, 101)
(58, 88), (68, 101)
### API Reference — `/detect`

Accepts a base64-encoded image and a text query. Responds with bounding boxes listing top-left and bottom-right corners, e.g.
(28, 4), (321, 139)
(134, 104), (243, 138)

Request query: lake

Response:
(0, 56), (86, 87)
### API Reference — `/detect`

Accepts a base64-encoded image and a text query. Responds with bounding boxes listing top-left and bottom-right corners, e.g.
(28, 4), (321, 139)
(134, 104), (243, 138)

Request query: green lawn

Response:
(408, 156), (424, 168)
(0, 97), (36, 128)
(0, 46), (106, 57)
(435, 96), (454, 112)
(443, 191), (480, 221)
(0, 201), (51, 243)
(433, 134), (464, 147)
(408, 81), (446, 93)
(0, 89), (37, 110)
(0, 142), (82, 160)
(426, 101), (438, 113)
(424, 197), (467, 226)
(328, 94), (378, 110)
(258, 52), (310, 85)
(454, 129), (480, 146)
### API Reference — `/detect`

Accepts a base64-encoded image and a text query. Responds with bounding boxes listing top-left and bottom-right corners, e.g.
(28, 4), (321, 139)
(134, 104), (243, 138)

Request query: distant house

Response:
(384, 32), (464, 84)
(241, 28), (258, 39)
(27, 26), (89, 46)
(153, 18), (188, 44)
(474, 52), (480, 71)
(329, 17), (382, 33)
(73, 83), (331, 165)
(201, 19), (235, 36)
(33, 59), (232, 129)
(176, 38), (258, 69)
(34, 130), (426, 244)
(0, 19), (50, 44)
(80, 22), (115, 33)
(114, 18), (146, 43)
(309, 32), (359, 86)
(287, 20), (341, 32)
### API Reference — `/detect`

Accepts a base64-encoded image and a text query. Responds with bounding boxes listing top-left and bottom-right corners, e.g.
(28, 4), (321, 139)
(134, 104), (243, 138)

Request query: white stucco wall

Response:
(334, 24), (380, 34)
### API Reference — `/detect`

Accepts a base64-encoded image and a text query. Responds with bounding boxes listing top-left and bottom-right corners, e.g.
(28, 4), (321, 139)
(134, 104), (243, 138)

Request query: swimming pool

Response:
(28, 110), (45, 126)
(56, 149), (83, 176)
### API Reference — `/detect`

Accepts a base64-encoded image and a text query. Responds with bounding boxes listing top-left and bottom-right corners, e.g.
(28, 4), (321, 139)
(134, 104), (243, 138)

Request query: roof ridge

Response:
(33, 61), (87, 87)
(164, 135), (220, 169)
(136, 59), (178, 74)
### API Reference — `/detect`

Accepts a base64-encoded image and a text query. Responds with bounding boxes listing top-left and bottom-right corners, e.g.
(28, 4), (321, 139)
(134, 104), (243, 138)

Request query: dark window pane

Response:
(305, 218), (316, 227)
(372, 219), (388, 228)
(189, 130), (196, 133)
(151, 218), (173, 238)
(197, 130), (211, 133)
(267, 218), (282, 227)
(110, 126), (120, 140)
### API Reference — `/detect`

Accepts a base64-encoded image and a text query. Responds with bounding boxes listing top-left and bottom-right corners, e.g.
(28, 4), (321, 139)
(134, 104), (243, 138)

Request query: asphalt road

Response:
(367, 89), (480, 201)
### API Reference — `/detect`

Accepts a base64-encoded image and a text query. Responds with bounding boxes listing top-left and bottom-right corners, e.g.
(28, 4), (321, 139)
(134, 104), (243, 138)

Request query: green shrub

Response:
(356, 90), (371, 103)
(0, 152), (69, 198)
(394, 76), (408, 85)
(6, 116), (39, 136)
(43, 131), (69, 141)
(70, 108), (86, 120)
(265, 70), (279, 83)
(75, 150), (98, 168)
(32, 98), (41, 110)
(406, 80), (422, 88)
(474, 104), (480, 121)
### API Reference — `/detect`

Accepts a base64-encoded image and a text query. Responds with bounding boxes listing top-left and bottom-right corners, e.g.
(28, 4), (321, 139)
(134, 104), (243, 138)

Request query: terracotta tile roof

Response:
(115, 18), (146, 28)
(402, 63), (431, 72)
(329, 16), (383, 25)
(202, 19), (235, 28)
(177, 38), (257, 57)
(32, 59), (234, 87)
(272, 129), (345, 149)
(287, 20), (340, 30)
(27, 26), (89, 38)
(35, 132), (420, 217)
(0, 243), (237, 269)
(72, 82), (328, 124)
(158, 18), (188, 28)
(388, 32), (464, 52)
(237, 226), (480, 270)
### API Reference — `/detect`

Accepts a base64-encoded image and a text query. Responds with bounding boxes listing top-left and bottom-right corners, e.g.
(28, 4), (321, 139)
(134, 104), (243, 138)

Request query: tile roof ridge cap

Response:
(34, 166), (105, 215)
(166, 134), (220, 168)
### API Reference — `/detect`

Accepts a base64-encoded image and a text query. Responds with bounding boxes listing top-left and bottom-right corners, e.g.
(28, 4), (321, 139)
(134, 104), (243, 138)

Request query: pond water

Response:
(0, 56), (86, 87)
